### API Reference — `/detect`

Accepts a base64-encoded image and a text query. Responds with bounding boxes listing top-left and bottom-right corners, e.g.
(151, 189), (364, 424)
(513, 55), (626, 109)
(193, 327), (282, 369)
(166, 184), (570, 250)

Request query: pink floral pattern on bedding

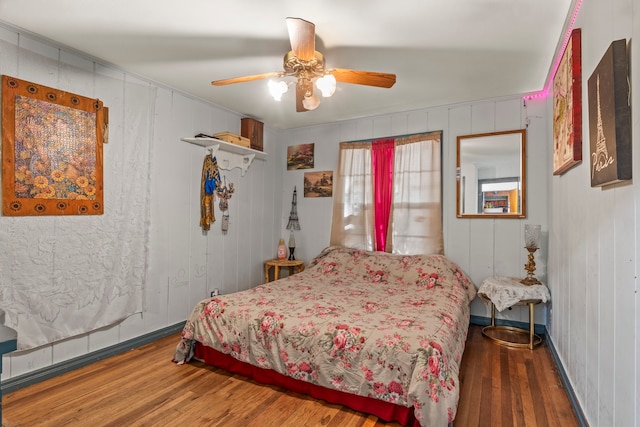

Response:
(174, 246), (476, 426)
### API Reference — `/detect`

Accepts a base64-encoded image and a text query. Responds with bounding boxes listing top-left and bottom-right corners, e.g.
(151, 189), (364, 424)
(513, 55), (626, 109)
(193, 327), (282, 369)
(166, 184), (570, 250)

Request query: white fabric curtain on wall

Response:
(329, 141), (374, 250)
(390, 133), (443, 255)
(0, 71), (155, 350)
(330, 131), (443, 255)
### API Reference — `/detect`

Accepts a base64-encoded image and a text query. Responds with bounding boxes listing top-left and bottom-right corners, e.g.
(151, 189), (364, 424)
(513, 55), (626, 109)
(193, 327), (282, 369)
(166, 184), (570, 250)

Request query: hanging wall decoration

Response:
(200, 153), (220, 231)
(287, 143), (314, 170)
(216, 176), (235, 234)
(286, 186), (301, 259)
(304, 171), (333, 197)
(2, 75), (108, 216)
(552, 28), (582, 175)
(588, 39), (631, 187)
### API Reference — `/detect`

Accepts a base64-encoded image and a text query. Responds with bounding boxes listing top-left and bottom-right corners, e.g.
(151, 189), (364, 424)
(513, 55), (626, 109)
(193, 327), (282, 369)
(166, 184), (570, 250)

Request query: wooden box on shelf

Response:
(241, 118), (264, 152)
(213, 132), (250, 148)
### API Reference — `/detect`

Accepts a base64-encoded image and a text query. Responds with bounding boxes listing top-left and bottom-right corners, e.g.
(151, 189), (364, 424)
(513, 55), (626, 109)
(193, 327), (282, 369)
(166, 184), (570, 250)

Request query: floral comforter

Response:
(174, 246), (476, 426)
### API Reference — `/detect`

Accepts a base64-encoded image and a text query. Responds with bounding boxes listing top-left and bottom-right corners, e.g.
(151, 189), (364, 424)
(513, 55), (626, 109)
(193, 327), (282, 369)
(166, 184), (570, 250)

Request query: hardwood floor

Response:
(3, 325), (579, 426)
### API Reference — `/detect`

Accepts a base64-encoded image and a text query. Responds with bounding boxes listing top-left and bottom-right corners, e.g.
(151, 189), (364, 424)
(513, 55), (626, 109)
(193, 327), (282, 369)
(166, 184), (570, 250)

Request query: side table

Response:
(264, 259), (305, 283)
(478, 276), (551, 350)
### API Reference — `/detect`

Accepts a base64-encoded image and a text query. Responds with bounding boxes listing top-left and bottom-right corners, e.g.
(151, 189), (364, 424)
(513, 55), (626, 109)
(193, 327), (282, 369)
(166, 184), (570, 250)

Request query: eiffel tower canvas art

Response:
(588, 38), (631, 187)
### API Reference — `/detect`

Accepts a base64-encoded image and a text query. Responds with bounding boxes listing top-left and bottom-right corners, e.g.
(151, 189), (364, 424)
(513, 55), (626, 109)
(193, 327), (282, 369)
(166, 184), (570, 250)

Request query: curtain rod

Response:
(342, 130), (442, 145)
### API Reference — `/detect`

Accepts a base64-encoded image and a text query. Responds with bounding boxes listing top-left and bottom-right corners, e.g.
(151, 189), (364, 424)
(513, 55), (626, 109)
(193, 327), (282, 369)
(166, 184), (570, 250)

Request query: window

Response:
(330, 131), (443, 255)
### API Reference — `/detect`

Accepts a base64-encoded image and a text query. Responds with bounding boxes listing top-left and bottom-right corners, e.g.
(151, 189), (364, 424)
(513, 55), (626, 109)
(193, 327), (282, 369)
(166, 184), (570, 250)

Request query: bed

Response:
(174, 246), (476, 426)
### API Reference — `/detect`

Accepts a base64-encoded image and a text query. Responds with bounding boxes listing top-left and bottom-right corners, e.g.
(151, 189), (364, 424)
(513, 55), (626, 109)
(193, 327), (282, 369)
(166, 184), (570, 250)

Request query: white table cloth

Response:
(478, 276), (550, 311)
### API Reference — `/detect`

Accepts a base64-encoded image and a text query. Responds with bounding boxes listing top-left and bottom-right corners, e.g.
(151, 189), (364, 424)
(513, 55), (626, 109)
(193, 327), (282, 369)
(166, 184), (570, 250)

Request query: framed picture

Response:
(588, 39), (631, 187)
(304, 171), (333, 197)
(2, 76), (107, 216)
(553, 28), (582, 175)
(287, 143), (314, 170)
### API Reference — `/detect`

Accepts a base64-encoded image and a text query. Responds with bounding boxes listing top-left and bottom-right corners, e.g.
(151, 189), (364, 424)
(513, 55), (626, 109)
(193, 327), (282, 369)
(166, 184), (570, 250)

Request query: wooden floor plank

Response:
(4, 325), (579, 427)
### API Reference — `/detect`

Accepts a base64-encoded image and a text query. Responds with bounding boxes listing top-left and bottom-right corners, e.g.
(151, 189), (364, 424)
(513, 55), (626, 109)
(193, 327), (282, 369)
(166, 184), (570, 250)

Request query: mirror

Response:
(456, 129), (526, 218)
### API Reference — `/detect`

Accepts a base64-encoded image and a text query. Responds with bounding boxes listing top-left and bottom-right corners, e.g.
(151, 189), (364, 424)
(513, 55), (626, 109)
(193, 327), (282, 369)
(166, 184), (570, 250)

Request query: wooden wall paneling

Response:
(165, 94), (199, 323)
(337, 120), (358, 143)
(468, 220), (496, 285)
(372, 115), (393, 137)
(390, 112), (409, 136)
(87, 325), (121, 355)
(446, 105), (472, 269)
(7, 346), (52, 378)
(51, 336), (87, 365)
(470, 102), (496, 134)
(0, 23), (19, 45)
(406, 110), (430, 134)
(613, 187), (635, 425)
(584, 200), (600, 418)
(221, 168), (241, 294)
(567, 197), (588, 404)
(17, 37), (59, 82)
(493, 221), (522, 276)
(595, 188), (615, 425)
(495, 98), (523, 130)
(355, 117), (375, 141)
(236, 168), (254, 291)
(188, 104), (215, 305)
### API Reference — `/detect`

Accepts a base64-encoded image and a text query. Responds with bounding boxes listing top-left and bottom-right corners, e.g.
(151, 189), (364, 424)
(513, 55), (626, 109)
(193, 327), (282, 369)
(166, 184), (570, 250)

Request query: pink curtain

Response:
(371, 139), (394, 251)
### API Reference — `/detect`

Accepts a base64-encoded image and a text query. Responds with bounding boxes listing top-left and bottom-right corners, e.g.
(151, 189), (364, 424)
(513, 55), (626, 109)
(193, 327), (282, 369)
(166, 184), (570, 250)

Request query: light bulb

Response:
(316, 74), (336, 97)
(268, 80), (288, 101)
(302, 94), (320, 110)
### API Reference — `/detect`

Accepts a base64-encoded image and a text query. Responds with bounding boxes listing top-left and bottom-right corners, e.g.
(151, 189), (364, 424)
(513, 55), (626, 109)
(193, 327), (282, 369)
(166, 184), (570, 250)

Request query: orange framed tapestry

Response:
(2, 75), (107, 216)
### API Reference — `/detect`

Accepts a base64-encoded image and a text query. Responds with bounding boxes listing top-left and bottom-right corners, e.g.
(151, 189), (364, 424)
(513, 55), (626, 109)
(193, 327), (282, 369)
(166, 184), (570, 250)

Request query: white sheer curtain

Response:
(329, 141), (374, 250)
(330, 132), (443, 255)
(389, 134), (443, 255)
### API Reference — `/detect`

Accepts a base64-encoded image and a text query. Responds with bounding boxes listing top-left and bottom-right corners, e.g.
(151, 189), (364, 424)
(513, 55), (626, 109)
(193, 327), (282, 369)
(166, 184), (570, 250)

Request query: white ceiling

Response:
(0, 0), (573, 130)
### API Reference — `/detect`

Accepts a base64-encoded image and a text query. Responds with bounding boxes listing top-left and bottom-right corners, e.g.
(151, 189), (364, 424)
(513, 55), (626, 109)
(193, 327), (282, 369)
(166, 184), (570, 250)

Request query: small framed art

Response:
(553, 28), (582, 175)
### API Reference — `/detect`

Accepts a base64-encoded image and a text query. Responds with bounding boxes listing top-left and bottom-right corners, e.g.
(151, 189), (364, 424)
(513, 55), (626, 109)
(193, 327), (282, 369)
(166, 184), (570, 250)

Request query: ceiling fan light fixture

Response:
(268, 80), (289, 101)
(302, 94), (320, 110)
(316, 74), (336, 98)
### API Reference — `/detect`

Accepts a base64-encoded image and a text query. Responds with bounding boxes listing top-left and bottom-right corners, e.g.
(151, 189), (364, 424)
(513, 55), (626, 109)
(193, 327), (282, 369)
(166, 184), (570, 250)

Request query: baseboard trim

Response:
(470, 315), (588, 426)
(545, 333), (589, 427)
(2, 321), (185, 395)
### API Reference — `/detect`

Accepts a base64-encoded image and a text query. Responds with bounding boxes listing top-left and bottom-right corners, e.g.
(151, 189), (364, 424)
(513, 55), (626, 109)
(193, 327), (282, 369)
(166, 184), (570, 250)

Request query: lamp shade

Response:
(302, 94), (320, 110)
(524, 224), (541, 248)
(268, 80), (288, 101)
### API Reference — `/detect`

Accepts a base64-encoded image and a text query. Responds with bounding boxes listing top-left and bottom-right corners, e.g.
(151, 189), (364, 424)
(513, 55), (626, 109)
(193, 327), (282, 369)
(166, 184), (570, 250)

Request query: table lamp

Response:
(521, 224), (541, 285)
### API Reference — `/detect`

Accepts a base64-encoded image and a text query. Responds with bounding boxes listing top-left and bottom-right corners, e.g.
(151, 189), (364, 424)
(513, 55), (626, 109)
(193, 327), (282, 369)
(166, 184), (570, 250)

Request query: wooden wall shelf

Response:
(181, 137), (267, 176)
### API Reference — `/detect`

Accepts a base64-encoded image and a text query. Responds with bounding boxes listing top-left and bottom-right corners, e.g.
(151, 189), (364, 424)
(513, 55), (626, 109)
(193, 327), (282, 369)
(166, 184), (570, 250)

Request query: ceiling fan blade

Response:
(331, 68), (396, 88)
(295, 83), (309, 112)
(212, 72), (283, 86)
(286, 17), (315, 61)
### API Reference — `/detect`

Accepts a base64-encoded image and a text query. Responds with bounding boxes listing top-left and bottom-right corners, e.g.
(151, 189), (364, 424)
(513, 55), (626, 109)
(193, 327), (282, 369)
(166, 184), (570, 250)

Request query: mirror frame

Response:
(456, 129), (526, 219)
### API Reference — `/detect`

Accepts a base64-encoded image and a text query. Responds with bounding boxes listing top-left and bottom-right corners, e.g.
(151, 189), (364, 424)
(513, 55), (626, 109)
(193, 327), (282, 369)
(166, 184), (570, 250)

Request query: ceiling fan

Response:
(211, 17), (396, 112)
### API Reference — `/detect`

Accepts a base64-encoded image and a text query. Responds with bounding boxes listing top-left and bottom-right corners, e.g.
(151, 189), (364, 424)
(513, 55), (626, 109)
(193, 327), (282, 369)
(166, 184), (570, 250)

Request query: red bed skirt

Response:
(194, 342), (419, 427)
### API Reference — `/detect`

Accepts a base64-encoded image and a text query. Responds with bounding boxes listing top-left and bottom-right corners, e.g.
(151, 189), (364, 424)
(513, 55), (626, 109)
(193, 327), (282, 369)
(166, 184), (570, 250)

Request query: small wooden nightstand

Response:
(478, 276), (551, 350)
(264, 259), (305, 283)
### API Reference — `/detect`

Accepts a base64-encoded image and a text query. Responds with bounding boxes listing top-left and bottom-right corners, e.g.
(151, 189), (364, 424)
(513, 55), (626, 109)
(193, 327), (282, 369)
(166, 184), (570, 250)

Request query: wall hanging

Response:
(588, 38), (631, 187)
(216, 176), (235, 234)
(287, 143), (314, 170)
(303, 171), (333, 197)
(286, 186), (301, 259)
(552, 28), (582, 175)
(2, 75), (107, 216)
(200, 153), (220, 231)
